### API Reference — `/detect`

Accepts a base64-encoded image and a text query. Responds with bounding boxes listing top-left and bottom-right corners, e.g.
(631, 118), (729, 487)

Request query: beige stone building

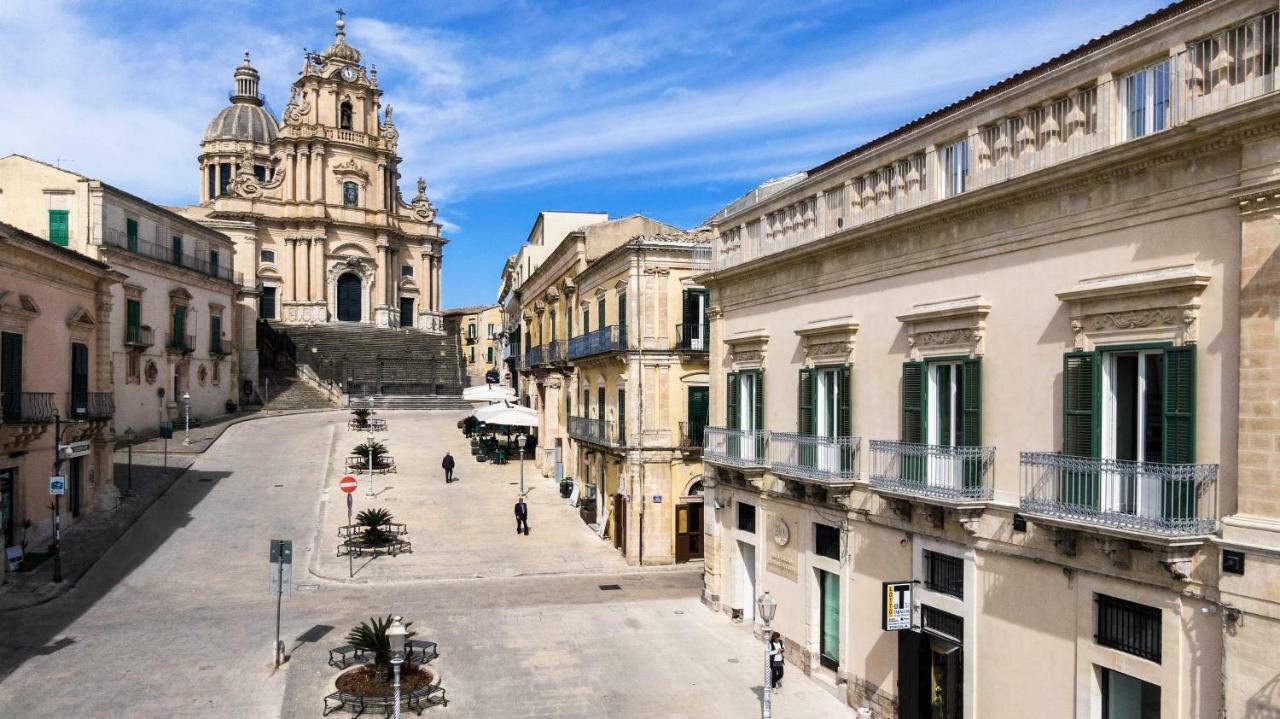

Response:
(698, 1), (1280, 716)
(0, 155), (241, 434)
(181, 16), (446, 338)
(0, 221), (120, 567)
(443, 305), (503, 388)
(509, 214), (711, 564)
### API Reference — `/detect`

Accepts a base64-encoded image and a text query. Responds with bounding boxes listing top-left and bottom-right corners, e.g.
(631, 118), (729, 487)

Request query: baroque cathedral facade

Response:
(183, 15), (446, 334)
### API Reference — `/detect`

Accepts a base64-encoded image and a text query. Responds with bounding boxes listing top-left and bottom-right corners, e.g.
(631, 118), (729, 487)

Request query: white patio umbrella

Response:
(472, 402), (538, 427)
(463, 384), (517, 404)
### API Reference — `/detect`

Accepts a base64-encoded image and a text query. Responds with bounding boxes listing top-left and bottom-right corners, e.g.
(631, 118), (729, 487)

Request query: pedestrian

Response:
(769, 631), (784, 691)
(515, 495), (529, 535)
(442, 452), (455, 483)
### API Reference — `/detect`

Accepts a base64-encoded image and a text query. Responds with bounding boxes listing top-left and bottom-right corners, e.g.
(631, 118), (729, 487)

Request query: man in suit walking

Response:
(514, 496), (529, 535)
(442, 452), (455, 483)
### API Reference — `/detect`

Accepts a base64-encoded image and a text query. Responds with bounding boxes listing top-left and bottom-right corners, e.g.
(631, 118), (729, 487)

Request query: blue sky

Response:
(2, 0), (1170, 308)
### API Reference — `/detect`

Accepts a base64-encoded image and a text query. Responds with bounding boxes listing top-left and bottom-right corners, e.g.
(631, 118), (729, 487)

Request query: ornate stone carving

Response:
(808, 341), (848, 356)
(914, 328), (982, 347)
(229, 145), (284, 199)
(331, 158), (370, 183)
(733, 349), (763, 363)
(1089, 309), (1180, 331)
(410, 177), (436, 222)
(282, 87), (312, 126)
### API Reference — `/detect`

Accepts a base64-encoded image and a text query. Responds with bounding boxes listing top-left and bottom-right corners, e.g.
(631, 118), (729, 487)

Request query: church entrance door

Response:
(337, 273), (362, 322)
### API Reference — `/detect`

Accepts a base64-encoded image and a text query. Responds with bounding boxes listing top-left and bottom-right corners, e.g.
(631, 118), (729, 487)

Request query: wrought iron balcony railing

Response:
(703, 426), (768, 468)
(1, 392), (57, 423)
(868, 440), (995, 502)
(167, 333), (196, 353)
(210, 336), (229, 356)
(568, 415), (622, 447)
(546, 340), (567, 365)
(105, 228), (243, 285)
(675, 322), (710, 353)
(523, 344), (544, 370)
(124, 325), (154, 348)
(1019, 452), (1219, 537)
(678, 421), (705, 449)
(568, 325), (627, 360)
(770, 433), (861, 484)
(67, 392), (114, 420)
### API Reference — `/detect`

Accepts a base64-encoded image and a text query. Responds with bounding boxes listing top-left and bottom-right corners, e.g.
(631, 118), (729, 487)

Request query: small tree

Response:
(352, 440), (389, 468)
(352, 408), (371, 426)
(346, 615), (417, 682)
(356, 507), (393, 546)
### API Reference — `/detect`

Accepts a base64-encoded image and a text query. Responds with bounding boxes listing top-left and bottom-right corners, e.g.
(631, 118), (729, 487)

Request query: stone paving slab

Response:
(311, 410), (633, 584)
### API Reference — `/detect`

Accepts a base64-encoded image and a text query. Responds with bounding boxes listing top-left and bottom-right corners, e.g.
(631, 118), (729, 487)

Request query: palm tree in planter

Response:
(351, 407), (371, 428)
(356, 507), (395, 547)
(351, 439), (390, 470)
(347, 615), (417, 682)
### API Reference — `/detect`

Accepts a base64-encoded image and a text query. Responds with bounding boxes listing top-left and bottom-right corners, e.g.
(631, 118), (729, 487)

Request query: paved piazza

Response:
(0, 410), (850, 718)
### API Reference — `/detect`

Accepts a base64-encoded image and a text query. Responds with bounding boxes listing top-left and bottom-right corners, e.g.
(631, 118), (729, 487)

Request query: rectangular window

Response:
(70, 342), (88, 416)
(583, 308), (590, 334)
(943, 138), (969, 197)
(0, 332), (21, 421)
(923, 550), (964, 599)
(470, 346), (475, 363)
(617, 293), (627, 330)
(209, 249), (220, 276)
(1125, 60), (1170, 139)
(737, 501), (756, 533)
(468, 323), (476, 338)
(260, 286), (277, 320)
(48, 210), (69, 246)
(127, 352), (140, 384)
(207, 165), (216, 200)
(487, 346), (494, 363)
(921, 605), (964, 644)
(253, 165), (266, 182)
(814, 523), (840, 560)
(218, 163), (232, 195)
(1095, 594), (1162, 663)
(126, 218), (139, 252)
(125, 298), (141, 343)
(210, 313), (222, 352)
(617, 388), (626, 442)
(401, 265), (414, 277)
(597, 297), (606, 331)
(260, 249), (276, 263)
(171, 235), (183, 266)
(1099, 666), (1160, 719)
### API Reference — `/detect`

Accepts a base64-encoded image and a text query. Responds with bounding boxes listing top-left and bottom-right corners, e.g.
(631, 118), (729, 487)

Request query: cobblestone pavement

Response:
(0, 410), (853, 718)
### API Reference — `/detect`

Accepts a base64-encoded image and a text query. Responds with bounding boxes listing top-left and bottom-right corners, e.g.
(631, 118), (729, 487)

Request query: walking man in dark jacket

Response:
(442, 452), (455, 483)
(515, 496), (529, 535)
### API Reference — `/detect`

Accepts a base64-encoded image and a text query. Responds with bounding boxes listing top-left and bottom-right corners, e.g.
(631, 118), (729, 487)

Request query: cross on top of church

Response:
(336, 8), (345, 21)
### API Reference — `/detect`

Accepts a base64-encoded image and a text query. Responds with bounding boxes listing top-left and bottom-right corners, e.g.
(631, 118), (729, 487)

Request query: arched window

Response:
(339, 102), (353, 130)
(343, 182), (358, 208)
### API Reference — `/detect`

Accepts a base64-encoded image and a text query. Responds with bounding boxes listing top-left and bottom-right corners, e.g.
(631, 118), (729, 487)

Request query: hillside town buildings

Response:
(696, 1), (1280, 716)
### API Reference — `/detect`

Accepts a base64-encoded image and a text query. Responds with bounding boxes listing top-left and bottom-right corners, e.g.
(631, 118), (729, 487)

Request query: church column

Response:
(434, 252), (442, 311)
(283, 149), (296, 202)
(286, 236), (299, 302)
(374, 160), (386, 216)
(313, 234), (327, 305)
(420, 251), (432, 319)
(313, 147), (326, 205)
(386, 247), (397, 308)
(303, 237), (313, 301)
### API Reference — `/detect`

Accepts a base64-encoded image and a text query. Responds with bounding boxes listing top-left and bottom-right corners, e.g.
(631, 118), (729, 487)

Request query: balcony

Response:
(167, 333), (195, 354)
(464, 334), (478, 345)
(1019, 452), (1218, 538)
(678, 421), (705, 450)
(703, 426), (768, 469)
(675, 322), (710, 354)
(124, 325), (155, 349)
(522, 345), (544, 371)
(104, 228), (243, 285)
(546, 340), (567, 365)
(568, 326), (626, 360)
(210, 337), (231, 357)
(67, 392), (114, 420)
(770, 433), (861, 485)
(1, 392), (57, 423)
(568, 415), (622, 448)
(868, 440), (995, 503)
(703, 11), (1280, 274)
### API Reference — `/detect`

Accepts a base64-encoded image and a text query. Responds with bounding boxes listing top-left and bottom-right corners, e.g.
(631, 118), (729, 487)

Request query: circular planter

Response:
(336, 664), (436, 697)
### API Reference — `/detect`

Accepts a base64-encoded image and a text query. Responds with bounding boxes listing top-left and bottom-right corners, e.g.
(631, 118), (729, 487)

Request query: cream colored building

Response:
(181, 16), (446, 336)
(510, 215), (712, 565)
(699, 1), (1280, 716)
(443, 305), (503, 388)
(0, 221), (120, 567)
(0, 155), (240, 434)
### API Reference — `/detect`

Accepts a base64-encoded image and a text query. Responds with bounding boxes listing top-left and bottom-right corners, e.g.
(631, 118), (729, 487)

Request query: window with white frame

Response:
(943, 138), (969, 197)
(260, 249), (275, 264)
(1124, 60), (1171, 139)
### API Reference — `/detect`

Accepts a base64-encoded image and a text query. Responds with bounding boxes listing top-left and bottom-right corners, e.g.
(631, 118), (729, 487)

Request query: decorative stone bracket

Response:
(1056, 264), (1209, 350)
(897, 295), (990, 360)
(795, 316), (859, 368)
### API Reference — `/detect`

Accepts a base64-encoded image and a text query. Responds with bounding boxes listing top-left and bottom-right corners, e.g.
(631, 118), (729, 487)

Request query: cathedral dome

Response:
(203, 52), (278, 144)
(203, 103), (279, 144)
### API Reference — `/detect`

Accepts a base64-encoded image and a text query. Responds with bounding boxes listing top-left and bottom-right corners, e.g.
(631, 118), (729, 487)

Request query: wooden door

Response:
(675, 503), (703, 562)
(612, 494), (626, 553)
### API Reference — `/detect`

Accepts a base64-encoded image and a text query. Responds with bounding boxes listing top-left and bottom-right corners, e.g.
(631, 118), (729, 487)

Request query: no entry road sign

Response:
(339, 475), (358, 493)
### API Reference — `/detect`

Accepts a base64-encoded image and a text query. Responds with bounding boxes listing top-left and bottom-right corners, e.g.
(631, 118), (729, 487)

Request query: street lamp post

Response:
(757, 591), (778, 719)
(387, 616), (407, 719)
(182, 391), (192, 446)
(123, 427), (135, 497)
(516, 433), (527, 495)
(366, 431), (375, 497)
(50, 414), (87, 584)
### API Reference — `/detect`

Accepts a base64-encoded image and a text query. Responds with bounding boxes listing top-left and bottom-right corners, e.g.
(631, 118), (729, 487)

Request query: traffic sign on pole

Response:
(339, 475), (359, 493)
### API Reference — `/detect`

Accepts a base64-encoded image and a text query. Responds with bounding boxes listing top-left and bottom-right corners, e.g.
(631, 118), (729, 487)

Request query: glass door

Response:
(815, 369), (840, 472)
(739, 373), (757, 461)
(819, 569), (840, 671)
(927, 362), (964, 490)
(1102, 350), (1164, 517)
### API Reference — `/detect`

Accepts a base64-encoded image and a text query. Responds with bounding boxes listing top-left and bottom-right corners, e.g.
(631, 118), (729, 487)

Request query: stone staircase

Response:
(260, 369), (339, 411)
(266, 321), (470, 409)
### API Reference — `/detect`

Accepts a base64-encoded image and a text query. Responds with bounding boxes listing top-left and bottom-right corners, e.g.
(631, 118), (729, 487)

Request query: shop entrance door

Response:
(612, 494), (627, 554)
(675, 503), (703, 562)
(897, 628), (962, 719)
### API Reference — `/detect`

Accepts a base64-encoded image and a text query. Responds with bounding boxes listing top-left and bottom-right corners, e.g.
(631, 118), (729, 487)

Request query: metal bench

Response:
(323, 690), (366, 716)
(406, 682), (448, 712)
(406, 639), (439, 664)
(328, 645), (367, 669)
(337, 538), (412, 558)
(339, 523), (408, 539)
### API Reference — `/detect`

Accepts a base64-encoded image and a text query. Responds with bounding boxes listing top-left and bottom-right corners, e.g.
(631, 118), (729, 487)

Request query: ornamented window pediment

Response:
(331, 158), (370, 184)
(794, 317), (859, 367)
(168, 287), (194, 305)
(897, 295), (990, 360)
(726, 329), (769, 370)
(66, 306), (96, 331)
(1057, 264), (1209, 350)
(0, 291), (40, 330)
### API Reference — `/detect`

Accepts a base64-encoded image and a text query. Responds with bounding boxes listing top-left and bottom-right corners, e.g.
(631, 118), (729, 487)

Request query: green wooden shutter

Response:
(682, 290), (695, 327)
(618, 295), (627, 330)
(960, 358), (981, 446)
(1163, 346), (1195, 464)
(902, 362), (925, 443)
(1062, 352), (1098, 457)
(210, 249), (220, 277)
(126, 218), (139, 250)
(838, 366), (852, 437)
(70, 342), (89, 415)
(726, 372), (739, 430)
(210, 314), (222, 350)
(171, 236), (183, 266)
(618, 388), (626, 443)
(126, 299), (140, 332)
(1062, 351), (1099, 509)
(597, 298), (606, 331)
(798, 369), (814, 435)
(754, 371), (765, 430)
(48, 210), (69, 246)
(172, 306), (185, 341)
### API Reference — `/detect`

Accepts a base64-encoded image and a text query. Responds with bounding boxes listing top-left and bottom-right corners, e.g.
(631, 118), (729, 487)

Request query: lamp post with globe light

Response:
(516, 433), (527, 495)
(387, 616), (407, 719)
(757, 591), (778, 719)
(182, 391), (192, 446)
(366, 431), (375, 496)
